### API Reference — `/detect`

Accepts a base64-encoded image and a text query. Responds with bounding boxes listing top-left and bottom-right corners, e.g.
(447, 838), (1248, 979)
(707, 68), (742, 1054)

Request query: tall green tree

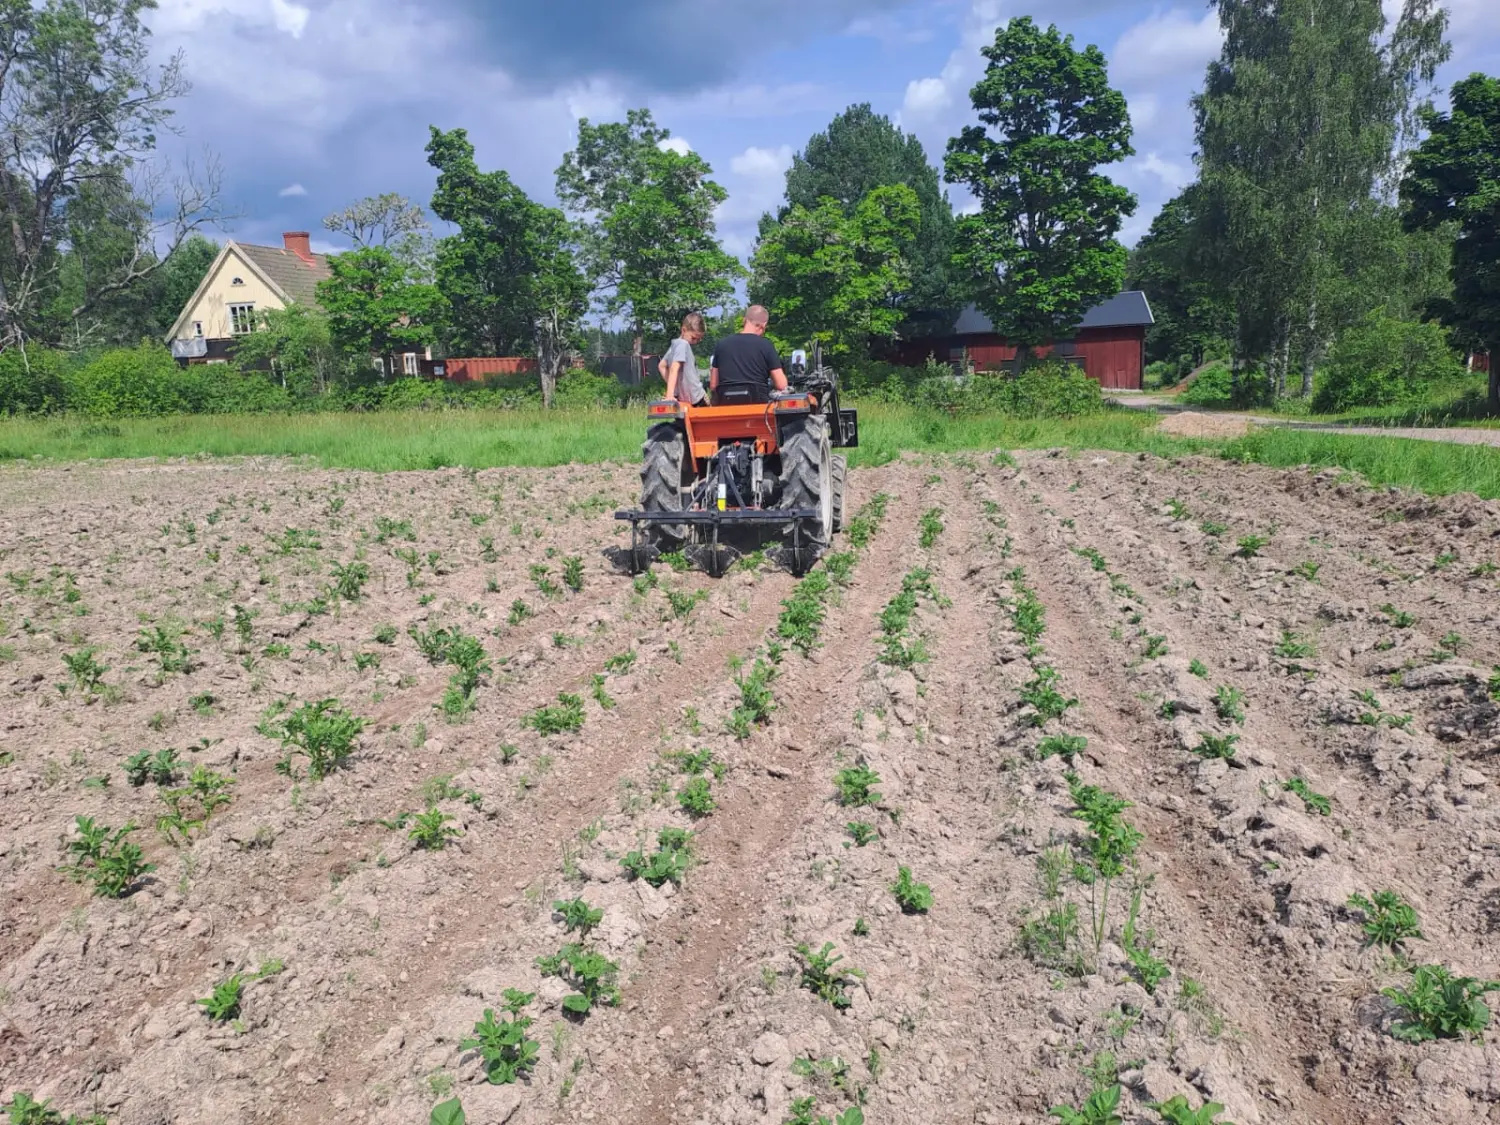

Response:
(316, 247), (446, 377)
(556, 109), (741, 364)
(1402, 73), (1500, 411)
(0, 0), (225, 348)
(323, 193), (434, 280)
(427, 127), (588, 405)
(750, 185), (921, 362)
(1126, 185), (1233, 374)
(943, 17), (1136, 360)
(1193, 0), (1450, 397)
(764, 104), (958, 338)
(151, 234), (221, 336)
(231, 304), (344, 398)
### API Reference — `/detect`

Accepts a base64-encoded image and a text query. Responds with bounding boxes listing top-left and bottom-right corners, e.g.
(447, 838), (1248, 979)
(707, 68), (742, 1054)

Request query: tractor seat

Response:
(712, 383), (771, 406)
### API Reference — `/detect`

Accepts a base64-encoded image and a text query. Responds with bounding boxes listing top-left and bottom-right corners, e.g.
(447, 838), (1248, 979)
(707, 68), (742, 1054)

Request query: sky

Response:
(144, 0), (1500, 264)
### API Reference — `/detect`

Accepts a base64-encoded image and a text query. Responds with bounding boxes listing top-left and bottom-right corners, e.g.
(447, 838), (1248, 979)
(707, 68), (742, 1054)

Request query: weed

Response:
(1021, 666), (1078, 726)
(562, 555), (584, 592)
(326, 559), (370, 603)
(1347, 891), (1424, 950)
(372, 516), (415, 544)
(677, 776), (716, 818)
(785, 1098), (863, 1125)
(408, 809), (461, 851)
(1192, 732), (1239, 761)
(665, 587), (708, 619)
(603, 650), (636, 674)
(507, 600), (533, 626)
(523, 693), (585, 736)
(890, 865), (933, 914)
(553, 897), (604, 938)
(1376, 602), (1417, 629)
(729, 660), (776, 739)
(853, 917), (870, 937)
(1212, 684), (1246, 725)
(1293, 560), (1321, 582)
(1021, 903), (1083, 972)
(1121, 889), (1170, 994)
(1047, 1084), (1122, 1125)
(460, 991), (540, 1083)
(834, 765), (882, 808)
(197, 974), (244, 1022)
(354, 652), (381, 672)
(1165, 498), (1189, 520)
(1235, 533), (1270, 558)
(795, 941), (863, 1010)
(845, 821), (877, 847)
(1143, 634), (1168, 659)
(535, 945), (620, 1016)
(1155, 1095), (1234, 1125)
(268, 699), (368, 781)
(1382, 965), (1500, 1042)
(918, 507), (944, 548)
(1283, 777), (1330, 815)
(590, 674), (615, 711)
(1037, 733), (1087, 762)
(1273, 630), (1316, 660)
(1199, 521), (1227, 538)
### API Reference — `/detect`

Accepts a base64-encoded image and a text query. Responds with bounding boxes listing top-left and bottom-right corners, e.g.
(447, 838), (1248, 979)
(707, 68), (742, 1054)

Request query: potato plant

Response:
(523, 693), (585, 736)
(197, 974), (244, 1022)
(0, 1092), (108, 1125)
(795, 941), (863, 1010)
(459, 991), (540, 1083)
(621, 827), (693, 886)
(1048, 1084), (1122, 1125)
(267, 698), (368, 781)
(889, 865), (933, 914)
(1382, 965), (1500, 1042)
(1347, 891), (1424, 950)
(534, 945), (620, 1016)
(63, 816), (154, 898)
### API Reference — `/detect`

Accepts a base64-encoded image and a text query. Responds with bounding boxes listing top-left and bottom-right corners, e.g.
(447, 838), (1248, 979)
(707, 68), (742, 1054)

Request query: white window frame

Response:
(403, 352), (419, 376)
(192, 320), (203, 338)
(229, 302), (256, 335)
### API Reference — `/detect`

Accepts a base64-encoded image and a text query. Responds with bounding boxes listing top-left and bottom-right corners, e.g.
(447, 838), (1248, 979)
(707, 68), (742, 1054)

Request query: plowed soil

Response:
(2, 450), (1498, 1125)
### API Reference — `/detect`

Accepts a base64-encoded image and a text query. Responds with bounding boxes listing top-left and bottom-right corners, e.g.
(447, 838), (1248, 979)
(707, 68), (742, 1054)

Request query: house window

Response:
(403, 353), (419, 376)
(231, 277), (245, 286)
(229, 303), (256, 335)
(192, 321), (203, 338)
(372, 356), (386, 375)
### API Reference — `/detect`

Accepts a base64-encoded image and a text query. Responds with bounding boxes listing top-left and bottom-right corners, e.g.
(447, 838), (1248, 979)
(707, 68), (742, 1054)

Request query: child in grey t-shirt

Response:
(661, 313), (708, 406)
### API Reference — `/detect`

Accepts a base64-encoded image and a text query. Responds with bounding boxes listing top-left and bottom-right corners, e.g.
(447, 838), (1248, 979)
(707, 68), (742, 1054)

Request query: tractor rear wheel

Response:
(831, 454), (847, 533)
(777, 416), (833, 552)
(640, 424), (687, 552)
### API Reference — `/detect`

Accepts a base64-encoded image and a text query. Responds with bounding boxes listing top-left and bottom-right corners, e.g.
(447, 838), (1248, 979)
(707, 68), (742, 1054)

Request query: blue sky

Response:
(146, 0), (1500, 263)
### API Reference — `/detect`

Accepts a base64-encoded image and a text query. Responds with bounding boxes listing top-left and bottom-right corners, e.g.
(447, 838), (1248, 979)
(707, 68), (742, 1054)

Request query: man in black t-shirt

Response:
(709, 305), (788, 405)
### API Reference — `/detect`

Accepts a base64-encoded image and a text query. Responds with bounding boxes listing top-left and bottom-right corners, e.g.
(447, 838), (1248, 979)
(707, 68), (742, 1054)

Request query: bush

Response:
(66, 343), (214, 417)
(0, 347), (70, 414)
(555, 369), (629, 409)
(909, 359), (1102, 418)
(1179, 362), (1273, 408)
(1313, 310), (1467, 413)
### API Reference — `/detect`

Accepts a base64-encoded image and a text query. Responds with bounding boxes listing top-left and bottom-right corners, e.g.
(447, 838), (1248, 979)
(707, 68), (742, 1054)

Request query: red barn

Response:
(892, 291), (1154, 390)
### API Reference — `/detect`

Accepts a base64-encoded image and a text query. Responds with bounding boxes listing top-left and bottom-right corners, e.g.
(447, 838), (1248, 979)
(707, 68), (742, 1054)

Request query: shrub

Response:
(1178, 362), (1274, 408)
(65, 342), (211, 417)
(1314, 310), (1467, 413)
(0, 347), (70, 415)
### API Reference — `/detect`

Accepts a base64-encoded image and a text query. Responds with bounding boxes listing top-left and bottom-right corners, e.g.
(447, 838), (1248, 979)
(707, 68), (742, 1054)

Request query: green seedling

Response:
(1347, 891), (1424, 950)
(553, 897), (604, 937)
(1021, 903), (1082, 970)
(659, 549), (690, 573)
(589, 673), (615, 711)
(1378, 603), (1417, 629)
(834, 765), (881, 808)
(327, 559), (370, 602)
(372, 516), (415, 543)
(890, 865), (933, 914)
(1213, 684), (1245, 725)
(1273, 630), (1315, 660)
(1037, 733), (1087, 762)
(408, 809), (461, 851)
(1165, 498), (1189, 520)
(1192, 732), (1239, 760)
(620, 827), (694, 887)
(1282, 777), (1330, 815)
(157, 767), (235, 844)
(459, 991), (540, 1083)
(1073, 546), (1109, 572)
(1122, 888), (1170, 994)
(63, 816), (154, 898)
(729, 659), (776, 739)
(785, 1098), (863, 1125)
(523, 693), (585, 736)
(1021, 666), (1078, 726)
(507, 599), (533, 626)
(777, 571), (833, 657)
(1382, 965), (1500, 1043)
(1199, 521), (1227, 538)
(1, 1091), (109, 1124)
(562, 555), (584, 592)
(1144, 635), (1168, 659)
(136, 625), (192, 674)
(1048, 1083), (1122, 1125)
(1292, 560), (1321, 582)
(1188, 659), (1208, 678)
(268, 698), (368, 781)
(604, 650), (636, 674)
(795, 941), (863, 1010)
(877, 568), (943, 668)
(372, 624), (398, 645)
(677, 776), (716, 818)
(1154, 1094), (1234, 1125)
(1067, 773), (1143, 961)
(918, 507), (944, 549)
(534, 945), (620, 1016)
(354, 652), (381, 672)
(197, 974), (244, 1022)
(528, 564), (562, 599)
(665, 587), (708, 619)
(1235, 534), (1269, 558)
(844, 493), (890, 551)
(61, 648), (108, 694)
(845, 821), (877, 847)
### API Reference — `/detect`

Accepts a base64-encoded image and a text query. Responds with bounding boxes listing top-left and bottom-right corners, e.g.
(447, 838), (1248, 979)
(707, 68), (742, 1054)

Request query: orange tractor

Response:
(615, 346), (858, 576)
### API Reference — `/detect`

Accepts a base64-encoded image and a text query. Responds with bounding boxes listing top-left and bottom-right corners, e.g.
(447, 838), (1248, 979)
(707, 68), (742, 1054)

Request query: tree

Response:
(1125, 185), (1232, 375)
(151, 234), (221, 336)
(750, 185), (921, 362)
(556, 109), (741, 364)
(231, 304), (344, 398)
(766, 104), (958, 338)
(426, 127), (588, 405)
(1192, 0), (1450, 397)
(0, 0), (227, 348)
(1402, 72), (1500, 410)
(316, 247), (446, 376)
(943, 17), (1136, 361)
(323, 193), (433, 280)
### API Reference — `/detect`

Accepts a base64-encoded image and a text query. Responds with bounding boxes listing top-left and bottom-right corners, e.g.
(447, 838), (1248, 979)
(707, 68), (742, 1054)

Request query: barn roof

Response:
(952, 291), (1154, 335)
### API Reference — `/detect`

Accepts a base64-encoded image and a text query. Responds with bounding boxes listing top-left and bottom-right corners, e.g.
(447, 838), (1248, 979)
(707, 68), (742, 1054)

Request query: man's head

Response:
(741, 305), (770, 336)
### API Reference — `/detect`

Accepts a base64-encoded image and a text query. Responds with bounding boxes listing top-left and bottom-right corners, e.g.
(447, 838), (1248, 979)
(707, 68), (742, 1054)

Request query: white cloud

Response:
(1132, 152), (1192, 191)
(657, 136), (693, 156)
(902, 76), (951, 121)
(1109, 9), (1222, 85)
(957, 198), (981, 216)
(729, 144), (793, 180)
(564, 81), (626, 123)
(278, 182), (307, 197)
(270, 0), (309, 38)
(845, 12), (934, 46)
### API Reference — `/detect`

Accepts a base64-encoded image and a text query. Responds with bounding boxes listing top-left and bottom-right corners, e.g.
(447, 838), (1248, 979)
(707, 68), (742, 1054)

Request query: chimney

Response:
(283, 231), (314, 264)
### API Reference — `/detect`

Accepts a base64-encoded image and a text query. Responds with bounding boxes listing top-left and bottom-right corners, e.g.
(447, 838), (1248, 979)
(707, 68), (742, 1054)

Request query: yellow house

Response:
(164, 232), (331, 363)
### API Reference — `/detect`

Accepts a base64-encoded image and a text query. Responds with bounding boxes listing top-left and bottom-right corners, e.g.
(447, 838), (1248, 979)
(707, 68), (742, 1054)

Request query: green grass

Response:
(3, 404), (1497, 499)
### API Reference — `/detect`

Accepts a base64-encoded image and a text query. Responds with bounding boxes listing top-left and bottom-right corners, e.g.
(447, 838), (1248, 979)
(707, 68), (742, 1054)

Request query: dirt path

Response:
(1, 453), (1497, 1125)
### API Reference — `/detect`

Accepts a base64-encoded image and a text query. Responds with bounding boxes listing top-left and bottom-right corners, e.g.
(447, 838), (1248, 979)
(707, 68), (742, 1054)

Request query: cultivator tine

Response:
(691, 541), (740, 578)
